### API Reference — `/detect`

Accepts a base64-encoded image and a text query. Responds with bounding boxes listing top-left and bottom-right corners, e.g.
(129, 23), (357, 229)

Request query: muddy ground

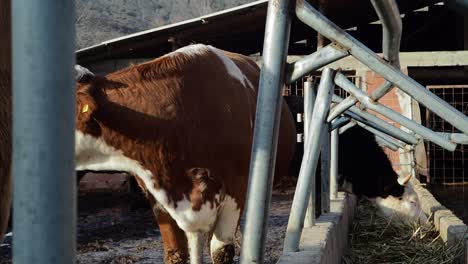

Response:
(0, 186), (294, 264)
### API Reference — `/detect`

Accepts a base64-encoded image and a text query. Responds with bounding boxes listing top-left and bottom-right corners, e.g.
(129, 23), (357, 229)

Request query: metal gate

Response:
(284, 71), (360, 97)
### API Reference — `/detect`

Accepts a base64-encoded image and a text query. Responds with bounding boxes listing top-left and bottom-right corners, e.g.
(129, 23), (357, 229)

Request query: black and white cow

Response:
(338, 126), (426, 221)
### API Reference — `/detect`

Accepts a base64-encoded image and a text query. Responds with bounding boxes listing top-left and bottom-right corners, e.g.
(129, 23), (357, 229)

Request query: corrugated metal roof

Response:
(77, 0), (268, 54)
(76, 0), (438, 65)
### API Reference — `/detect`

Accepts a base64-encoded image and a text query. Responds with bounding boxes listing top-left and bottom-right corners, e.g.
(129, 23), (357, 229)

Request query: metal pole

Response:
(329, 116), (350, 131)
(369, 0), (402, 100)
(303, 81), (316, 148)
(327, 96), (357, 122)
(240, 0), (292, 263)
(344, 108), (415, 145)
(286, 43), (348, 84)
(320, 124), (331, 213)
(12, 0), (76, 263)
(335, 73), (457, 151)
(337, 118), (400, 150)
(436, 132), (468, 144)
(370, 0), (402, 66)
(330, 127), (338, 199)
(355, 121), (405, 148)
(0, 0), (12, 244)
(303, 80), (316, 228)
(372, 80), (395, 102)
(333, 95), (419, 145)
(295, 0), (468, 135)
(339, 120), (357, 134)
(374, 135), (400, 151)
(283, 68), (335, 253)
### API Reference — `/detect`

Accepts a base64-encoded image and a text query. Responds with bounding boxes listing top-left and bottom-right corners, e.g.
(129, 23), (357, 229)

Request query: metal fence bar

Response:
(303, 80), (316, 228)
(372, 80), (395, 102)
(336, 116), (400, 150)
(240, 0), (292, 262)
(339, 121), (357, 134)
(370, 0), (402, 66)
(330, 127), (339, 199)
(329, 116), (350, 131)
(327, 96), (357, 122)
(436, 132), (468, 145)
(374, 135), (400, 151)
(355, 121), (405, 148)
(283, 68), (335, 253)
(344, 109), (415, 145)
(12, 0), (76, 263)
(332, 95), (419, 145)
(286, 43), (348, 84)
(295, 0), (468, 135)
(321, 124), (331, 213)
(335, 73), (457, 151)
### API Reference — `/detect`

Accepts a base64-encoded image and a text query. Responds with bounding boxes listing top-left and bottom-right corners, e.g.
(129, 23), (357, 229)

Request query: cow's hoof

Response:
(212, 244), (235, 264)
(165, 249), (188, 264)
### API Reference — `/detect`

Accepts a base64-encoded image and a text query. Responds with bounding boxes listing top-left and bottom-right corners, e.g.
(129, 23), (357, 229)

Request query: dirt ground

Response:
(0, 187), (294, 264)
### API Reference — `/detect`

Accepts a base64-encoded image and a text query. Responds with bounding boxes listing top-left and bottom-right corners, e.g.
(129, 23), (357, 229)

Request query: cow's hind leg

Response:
(151, 200), (188, 264)
(210, 195), (240, 264)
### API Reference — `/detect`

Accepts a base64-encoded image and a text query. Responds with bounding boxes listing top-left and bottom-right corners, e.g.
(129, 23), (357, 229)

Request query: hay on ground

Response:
(342, 198), (465, 264)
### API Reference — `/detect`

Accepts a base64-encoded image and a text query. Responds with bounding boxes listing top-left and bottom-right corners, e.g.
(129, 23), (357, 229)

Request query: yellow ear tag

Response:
(81, 104), (89, 113)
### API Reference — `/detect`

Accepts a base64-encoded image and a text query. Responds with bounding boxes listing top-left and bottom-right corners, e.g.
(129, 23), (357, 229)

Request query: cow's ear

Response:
(77, 92), (97, 123)
(75, 65), (95, 83)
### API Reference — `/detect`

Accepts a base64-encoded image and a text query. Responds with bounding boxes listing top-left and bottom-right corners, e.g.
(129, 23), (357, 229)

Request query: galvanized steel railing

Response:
(240, 0), (468, 263)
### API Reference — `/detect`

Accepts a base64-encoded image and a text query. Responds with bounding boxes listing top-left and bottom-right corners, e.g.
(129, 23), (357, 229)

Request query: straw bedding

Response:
(342, 198), (465, 264)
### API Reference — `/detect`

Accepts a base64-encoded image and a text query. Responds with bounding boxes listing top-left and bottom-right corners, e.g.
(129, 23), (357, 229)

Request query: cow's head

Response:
(75, 65), (100, 136)
(372, 174), (427, 222)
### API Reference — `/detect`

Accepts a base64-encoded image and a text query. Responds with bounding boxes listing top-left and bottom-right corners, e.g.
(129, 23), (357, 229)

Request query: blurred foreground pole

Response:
(12, 1), (76, 263)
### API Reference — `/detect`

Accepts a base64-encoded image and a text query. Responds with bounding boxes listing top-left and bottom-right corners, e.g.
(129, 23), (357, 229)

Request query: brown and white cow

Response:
(75, 44), (296, 264)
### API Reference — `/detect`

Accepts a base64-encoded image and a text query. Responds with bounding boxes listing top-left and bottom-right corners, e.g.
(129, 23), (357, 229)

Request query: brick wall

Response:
(363, 70), (409, 174)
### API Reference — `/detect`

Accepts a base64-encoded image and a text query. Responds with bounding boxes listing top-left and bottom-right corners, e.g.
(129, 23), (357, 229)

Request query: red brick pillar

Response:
(363, 70), (410, 174)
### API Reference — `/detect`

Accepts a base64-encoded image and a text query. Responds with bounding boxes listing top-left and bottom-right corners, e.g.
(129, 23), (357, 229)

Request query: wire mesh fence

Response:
(424, 85), (468, 184)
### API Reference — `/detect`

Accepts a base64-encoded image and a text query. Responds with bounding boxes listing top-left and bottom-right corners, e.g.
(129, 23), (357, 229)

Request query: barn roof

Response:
(76, 0), (440, 65)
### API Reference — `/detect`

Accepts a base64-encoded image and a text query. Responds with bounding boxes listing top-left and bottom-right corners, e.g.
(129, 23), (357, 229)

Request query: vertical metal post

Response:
(12, 1), (76, 263)
(320, 124), (331, 213)
(369, 0), (402, 100)
(0, 0), (12, 244)
(240, 0), (292, 263)
(330, 127), (339, 199)
(283, 68), (335, 253)
(303, 80), (316, 228)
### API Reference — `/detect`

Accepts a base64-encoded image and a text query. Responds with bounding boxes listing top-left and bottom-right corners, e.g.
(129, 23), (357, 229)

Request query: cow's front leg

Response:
(210, 195), (241, 264)
(152, 205), (188, 264)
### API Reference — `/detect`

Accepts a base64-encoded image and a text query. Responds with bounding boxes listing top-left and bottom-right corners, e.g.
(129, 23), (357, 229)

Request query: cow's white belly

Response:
(75, 130), (220, 232)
